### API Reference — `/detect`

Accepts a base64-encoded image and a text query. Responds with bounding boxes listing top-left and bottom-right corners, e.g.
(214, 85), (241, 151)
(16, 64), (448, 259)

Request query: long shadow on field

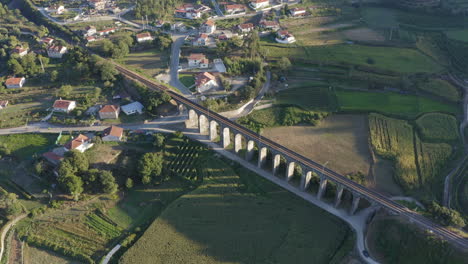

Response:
(121, 159), (353, 264)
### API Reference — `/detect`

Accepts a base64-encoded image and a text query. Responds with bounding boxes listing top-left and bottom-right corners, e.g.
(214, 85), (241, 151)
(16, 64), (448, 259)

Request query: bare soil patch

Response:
(262, 114), (372, 179)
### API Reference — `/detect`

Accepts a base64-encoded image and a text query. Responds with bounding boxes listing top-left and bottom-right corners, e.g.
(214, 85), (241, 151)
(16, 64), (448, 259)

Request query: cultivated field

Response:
(0, 134), (57, 159)
(418, 79), (461, 102)
(262, 114), (372, 177)
(120, 156), (354, 264)
(416, 113), (460, 142)
(122, 48), (170, 77)
(369, 114), (419, 192)
(337, 90), (459, 118)
(23, 245), (81, 264)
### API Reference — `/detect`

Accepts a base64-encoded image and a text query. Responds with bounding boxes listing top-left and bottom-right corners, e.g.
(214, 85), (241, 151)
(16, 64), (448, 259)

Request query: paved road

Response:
(169, 35), (195, 96)
(115, 64), (468, 251)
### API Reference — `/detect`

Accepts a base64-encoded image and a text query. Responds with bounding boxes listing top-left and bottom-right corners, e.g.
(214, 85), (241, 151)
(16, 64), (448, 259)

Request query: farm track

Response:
(114, 63), (468, 251)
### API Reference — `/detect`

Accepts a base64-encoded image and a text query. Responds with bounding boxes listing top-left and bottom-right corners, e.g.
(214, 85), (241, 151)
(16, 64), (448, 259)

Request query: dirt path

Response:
(0, 214), (27, 262)
(8, 232), (22, 264)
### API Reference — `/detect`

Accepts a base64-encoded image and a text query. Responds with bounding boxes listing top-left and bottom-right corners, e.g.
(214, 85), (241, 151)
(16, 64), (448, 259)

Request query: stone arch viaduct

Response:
(115, 64), (468, 250)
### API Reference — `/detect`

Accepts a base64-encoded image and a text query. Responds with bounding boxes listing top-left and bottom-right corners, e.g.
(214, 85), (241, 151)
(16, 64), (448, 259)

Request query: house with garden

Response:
(53, 99), (76, 113)
(136, 32), (153, 43)
(224, 4), (246, 14)
(5, 77), (26, 89)
(64, 134), (94, 153)
(249, 0), (269, 9)
(195, 72), (219, 93)
(99, 105), (120, 119)
(238, 23), (254, 33)
(201, 20), (216, 34)
(102, 125), (124, 142)
(47, 45), (68, 58)
(275, 30), (296, 44)
(121, 101), (144, 115)
(188, 53), (210, 69)
(11, 46), (28, 57)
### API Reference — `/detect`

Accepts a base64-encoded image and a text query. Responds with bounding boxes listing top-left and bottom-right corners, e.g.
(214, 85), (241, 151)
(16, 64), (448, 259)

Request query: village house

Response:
(64, 134), (94, 153)
(175, 3), (211, 19)
(5, 77), (25, 89)
(47, 45), (68, 58)
(224, 4), (246, 14)
(46, 4), (65, 14)
(260, 20), (280, 30)
(171, 22), (187, 32)
(83, 25), (97, 37)
(121, 101), (144, 115)
(238, 23), (254, 33)
(11, 46), (28, 57)
(200, 20), (216, 34)
(249, 0), (269, 9)
(102, 125), (124, 142)
(0, 100), (8, 110)
(195, 72), (219, 93)
(290, 7), (307, 17)
(193, 33), (209, 46)
(99, 105), (120, 119)
(88, 0), (106, 10)
(276, 30), (296, 44)
(98, 28), (116, 36)
(188, 53), (210, 69)
(136, 32), (153, 43)
(40, 37), (54, 45)
(86, 36), (97, 43)
(53, 99), (76, 113)
(155, 20), (165, 28)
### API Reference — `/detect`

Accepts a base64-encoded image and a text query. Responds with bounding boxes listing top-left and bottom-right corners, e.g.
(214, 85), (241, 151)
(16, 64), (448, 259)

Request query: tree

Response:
(0, 192), (22, 218)
(99, 170), (118, 194)
(64, 150), (89, 173)
(153, 133), (165, 148)
(138, 152), (164, 184)
(428, 202), (465, 227)
(125, 178), (134, 189)
(50, 70), (59, 81)
(153, 34), (172, 50)
(58, 160), (77, 177)
(277, 57), (291, 72)
(56, 85), (73, 97)
(7, 58), (24, 75)
(92, 55), (118, 82)
(59, 175), (84, 201)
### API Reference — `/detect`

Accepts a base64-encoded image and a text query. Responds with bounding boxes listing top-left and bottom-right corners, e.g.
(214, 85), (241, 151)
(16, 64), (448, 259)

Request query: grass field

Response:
(418, 79), (461, 102)
(262, 114), (372, 177)
(446, 29), (468, 42)
(275, 86), (337, 111)
(0, 134), (57, 159)
(120, 156), (354, 264)
(262, 43), (444, 74)
(336, 90), (459, 118)
(123, 48), (169, 77)
(178, 74), (195, 88)
(367, 217), (467, 264)
(369, 113), (418, 192)
(23, 245), (81, 264)
(416, 113), (460, 142)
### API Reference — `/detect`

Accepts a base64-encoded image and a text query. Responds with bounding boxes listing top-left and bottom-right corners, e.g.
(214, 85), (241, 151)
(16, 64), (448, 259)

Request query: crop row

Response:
(85, 213), (122, 239)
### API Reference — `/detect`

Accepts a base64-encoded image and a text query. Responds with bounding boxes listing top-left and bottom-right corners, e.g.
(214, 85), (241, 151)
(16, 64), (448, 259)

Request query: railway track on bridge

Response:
(115, 63), (468, 251)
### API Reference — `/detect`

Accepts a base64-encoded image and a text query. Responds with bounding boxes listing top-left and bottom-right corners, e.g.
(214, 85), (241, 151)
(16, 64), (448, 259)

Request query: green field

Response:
(0, 134), (57, 159)
(122, 48), (169, 77)
(418, 79), (461, 102)
(262, 43), (444, 74)
(368, 218), (467, 264)
(336, 90), (459, 118)
(120, 156), (354, 264)
(275, 86), (337, 111)
(446, 29), (468, 42)
(416, 113), (460, 142)
(178, 74), (195, 88)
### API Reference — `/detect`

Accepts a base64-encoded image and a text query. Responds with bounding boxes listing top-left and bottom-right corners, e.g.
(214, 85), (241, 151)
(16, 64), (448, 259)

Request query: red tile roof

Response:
(65, 134), (89, 150)
(252, 0), (269, 3)
(204, 20), (215, 26)
(239, 23), (254, 29)
(53, 100), (74, 109)
(225, 4), (245, 10)
(99, 105), (119, 113)
(188, 53), (206, 60)
(136, 32), (152, 39)
(5, 77), (24, 86)
(103, 125), (124, 138)
(195, 72), (216, 87)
